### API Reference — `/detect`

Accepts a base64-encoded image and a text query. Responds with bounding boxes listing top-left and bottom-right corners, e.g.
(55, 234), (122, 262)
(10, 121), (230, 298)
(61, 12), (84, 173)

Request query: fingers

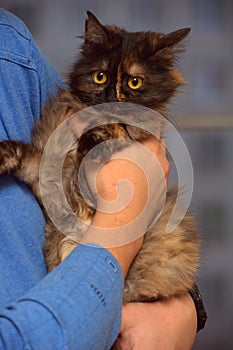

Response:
(119, 297), (197, 350)
(140, 136), (170, 182)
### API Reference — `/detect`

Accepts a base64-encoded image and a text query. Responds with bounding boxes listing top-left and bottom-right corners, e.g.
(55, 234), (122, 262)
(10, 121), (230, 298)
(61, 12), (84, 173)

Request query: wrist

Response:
(82, 210), (144, 277)
(107, 237), (143, 277)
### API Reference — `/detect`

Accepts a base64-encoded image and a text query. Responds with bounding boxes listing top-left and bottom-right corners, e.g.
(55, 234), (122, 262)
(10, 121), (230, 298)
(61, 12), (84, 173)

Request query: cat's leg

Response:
(44, 226), (81, 272)
(77, 124), (130, 162)
(123, 195), (200, 302)
(0, 140), (40, 193)
(0, 140), (26, 175)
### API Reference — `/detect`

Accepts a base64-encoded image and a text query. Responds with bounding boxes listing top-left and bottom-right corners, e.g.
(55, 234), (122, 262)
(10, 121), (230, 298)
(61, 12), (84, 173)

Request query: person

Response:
(0, 8), (199, 349)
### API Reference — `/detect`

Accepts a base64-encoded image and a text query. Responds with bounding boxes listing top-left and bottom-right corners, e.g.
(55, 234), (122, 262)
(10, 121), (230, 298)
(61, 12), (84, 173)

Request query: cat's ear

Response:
(158, 28), (191, 50)
(150, 28), (190, 64)
(85, 11), (108, 46)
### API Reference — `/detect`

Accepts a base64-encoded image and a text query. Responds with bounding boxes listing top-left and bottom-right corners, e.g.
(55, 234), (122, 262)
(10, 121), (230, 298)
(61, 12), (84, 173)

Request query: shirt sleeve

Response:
(0, 244), (124, 350)
(0, 8), (65, 143)
(0, 8), (65, 303)
(0, 9), (124, 350)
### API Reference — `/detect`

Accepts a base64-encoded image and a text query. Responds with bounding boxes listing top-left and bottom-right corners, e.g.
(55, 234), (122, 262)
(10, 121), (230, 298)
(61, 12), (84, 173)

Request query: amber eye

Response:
(93, 71), (107, 84)
(128, 76), (143, 90)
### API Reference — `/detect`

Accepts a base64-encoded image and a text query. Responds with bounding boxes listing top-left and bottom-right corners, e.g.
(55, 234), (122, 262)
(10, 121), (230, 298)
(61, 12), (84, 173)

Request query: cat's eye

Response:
(93, 71), (107, 84)
(128, 76), (143, 90)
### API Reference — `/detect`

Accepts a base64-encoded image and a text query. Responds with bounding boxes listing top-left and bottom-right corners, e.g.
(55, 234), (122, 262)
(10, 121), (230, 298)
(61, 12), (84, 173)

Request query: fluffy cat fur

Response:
(0, 12), (199, 349)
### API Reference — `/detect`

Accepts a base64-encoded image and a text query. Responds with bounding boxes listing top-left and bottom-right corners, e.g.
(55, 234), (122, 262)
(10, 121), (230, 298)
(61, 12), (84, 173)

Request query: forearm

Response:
(82, 140), (168, 277)
(0, 245), (123, 350)
(86, 194), (146, 277)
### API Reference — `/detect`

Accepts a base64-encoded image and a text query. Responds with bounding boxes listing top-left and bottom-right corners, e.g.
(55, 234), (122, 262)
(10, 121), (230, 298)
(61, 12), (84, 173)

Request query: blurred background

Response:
(1, 0), (233, 348)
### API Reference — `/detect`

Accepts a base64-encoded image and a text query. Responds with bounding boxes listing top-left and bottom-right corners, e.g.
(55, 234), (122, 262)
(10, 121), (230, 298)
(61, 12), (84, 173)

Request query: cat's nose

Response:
(116, 89), (126, 101)
(106, 89), (126, 102)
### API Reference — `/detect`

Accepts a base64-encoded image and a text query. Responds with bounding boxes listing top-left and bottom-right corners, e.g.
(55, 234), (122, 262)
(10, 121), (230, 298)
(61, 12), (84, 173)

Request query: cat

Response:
(0, 12), (200, 349)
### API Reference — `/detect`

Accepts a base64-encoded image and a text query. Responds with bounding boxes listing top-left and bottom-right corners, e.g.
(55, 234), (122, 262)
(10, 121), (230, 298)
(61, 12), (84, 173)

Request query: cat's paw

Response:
(0, 141), (21, 175)
(77, 124), (129, 162)
(59, 237), (78, 261)
(0, 140), (32, 177)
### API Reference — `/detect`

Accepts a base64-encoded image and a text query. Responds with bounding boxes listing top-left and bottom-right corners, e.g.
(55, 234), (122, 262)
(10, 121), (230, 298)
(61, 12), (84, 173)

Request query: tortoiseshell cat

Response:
(0, 12), (199, 349)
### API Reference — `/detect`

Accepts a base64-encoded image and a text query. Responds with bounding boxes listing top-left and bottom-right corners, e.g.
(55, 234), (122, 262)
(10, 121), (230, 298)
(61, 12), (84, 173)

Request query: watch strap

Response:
(189, 283), (208, 332)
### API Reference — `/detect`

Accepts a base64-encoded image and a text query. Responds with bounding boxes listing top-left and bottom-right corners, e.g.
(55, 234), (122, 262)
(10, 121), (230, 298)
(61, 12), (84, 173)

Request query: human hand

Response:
(82, 135), (169, 276)
(118, 294), (197, 350)
(62, 115), (169, 274)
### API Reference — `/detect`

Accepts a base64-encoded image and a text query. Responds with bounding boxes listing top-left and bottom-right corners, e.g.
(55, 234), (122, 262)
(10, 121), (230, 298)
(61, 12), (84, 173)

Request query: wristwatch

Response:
(189, 283), (208, 332)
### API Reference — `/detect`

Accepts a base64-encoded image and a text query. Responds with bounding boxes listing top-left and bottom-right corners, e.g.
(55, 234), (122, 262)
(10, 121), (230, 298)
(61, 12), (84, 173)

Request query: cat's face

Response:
(69, 12), (190, 111)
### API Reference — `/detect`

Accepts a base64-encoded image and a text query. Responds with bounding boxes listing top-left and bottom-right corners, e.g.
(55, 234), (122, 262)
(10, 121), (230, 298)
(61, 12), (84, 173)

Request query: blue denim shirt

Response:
(0, 9), (123, 349)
